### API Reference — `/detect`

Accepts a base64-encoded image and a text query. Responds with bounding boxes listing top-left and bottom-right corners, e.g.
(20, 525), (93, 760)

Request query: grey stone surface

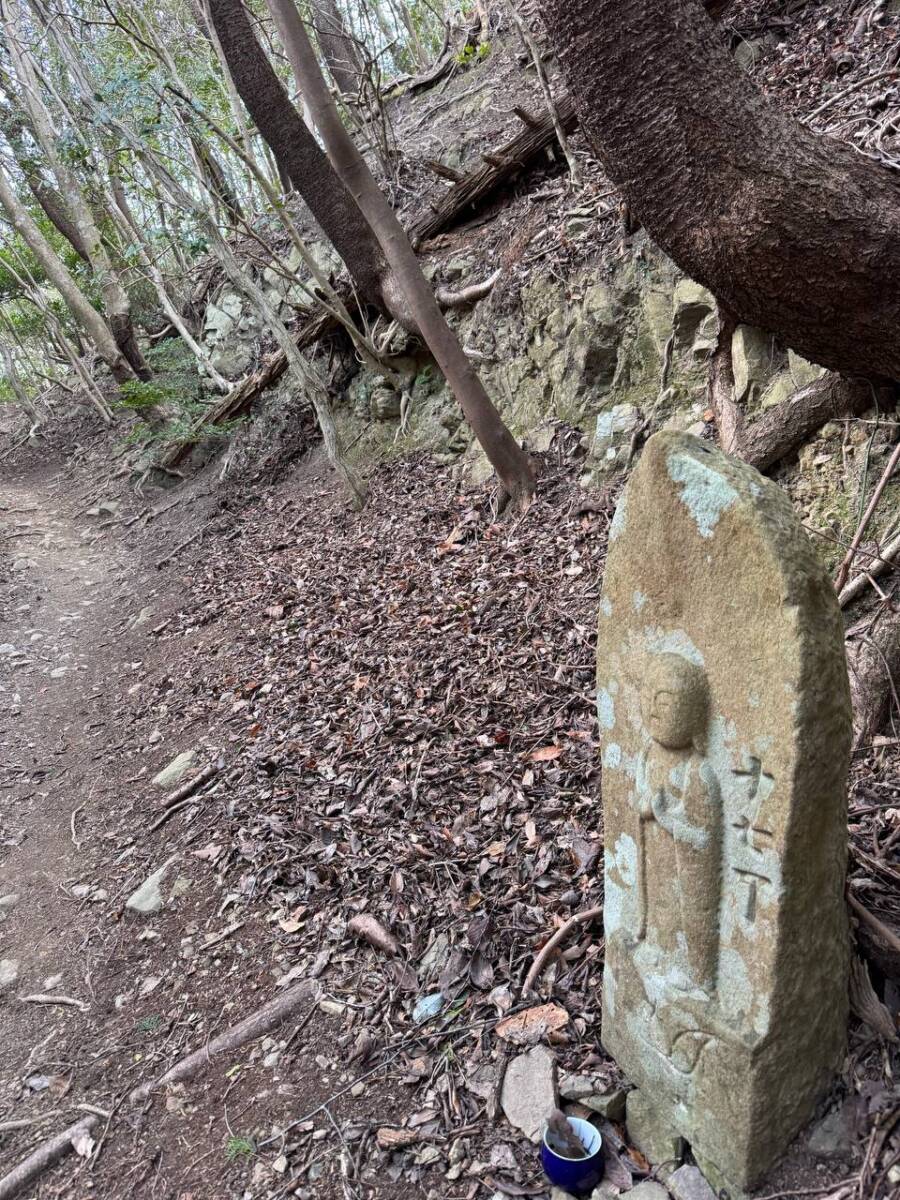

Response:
(126, 857), (176, 915)
(807, 1106), (853, 1161)
(668, 1165), (717, 1200)
(500, 1044), (557, 1143)
(626, 1089), (684, 1167)
(597, 432), (851, 1189)
(152, 751), (197, 789)
(629, 1184), (671, 1200)
(0, 959), (20, 990)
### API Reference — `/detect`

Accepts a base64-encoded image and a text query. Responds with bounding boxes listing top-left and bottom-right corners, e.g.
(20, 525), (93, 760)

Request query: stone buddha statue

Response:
(631, 652), (723, 996)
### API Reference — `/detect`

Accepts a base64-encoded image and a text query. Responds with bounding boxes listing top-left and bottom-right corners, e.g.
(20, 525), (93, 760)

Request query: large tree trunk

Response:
(0, 164), (134, 383)
(207, 0), (388, 307)
(254, 0), (536, 506)
(541, 0), (900, 382)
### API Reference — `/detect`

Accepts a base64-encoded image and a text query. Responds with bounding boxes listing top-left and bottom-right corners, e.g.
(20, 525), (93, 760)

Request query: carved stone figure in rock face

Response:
(632, 652), (722, 994)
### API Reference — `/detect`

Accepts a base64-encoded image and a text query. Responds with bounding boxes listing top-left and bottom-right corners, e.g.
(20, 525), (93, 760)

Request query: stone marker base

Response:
(626, 1087), (750, 1200)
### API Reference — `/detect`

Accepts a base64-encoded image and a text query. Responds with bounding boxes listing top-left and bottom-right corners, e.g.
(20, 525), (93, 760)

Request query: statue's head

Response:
(641, 652), (709, 750)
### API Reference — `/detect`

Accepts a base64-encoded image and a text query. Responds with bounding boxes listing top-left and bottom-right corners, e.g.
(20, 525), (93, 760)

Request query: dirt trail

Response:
(0, 462), (139, 1110)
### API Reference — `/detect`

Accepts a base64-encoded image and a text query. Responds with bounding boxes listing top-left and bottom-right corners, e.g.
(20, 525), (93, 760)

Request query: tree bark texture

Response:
(208, 0), (387, 306)
(847, 609), (900, 749)
(738, 374), (877, 472)
(308, 0), (363, 99)
(541, 0), (900, 382)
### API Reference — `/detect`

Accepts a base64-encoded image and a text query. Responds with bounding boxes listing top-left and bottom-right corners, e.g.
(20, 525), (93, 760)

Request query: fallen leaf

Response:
(348, 914), (399, 957)
(496, 1003), (569, 1045)
(528, 744), (562, 762)
(376, 1127), (420, 1150)
(192, 843), (223, 862)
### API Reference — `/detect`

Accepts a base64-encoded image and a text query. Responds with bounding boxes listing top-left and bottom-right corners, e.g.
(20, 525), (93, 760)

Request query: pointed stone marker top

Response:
(597, 432), (851, 1190)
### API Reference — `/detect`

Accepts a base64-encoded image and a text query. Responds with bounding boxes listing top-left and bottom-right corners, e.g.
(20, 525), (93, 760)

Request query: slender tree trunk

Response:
(250, 0), (536, 506)
(0, 341), (39, 424)
(541, 0), (900, 382)
(307, 0), (363, 99)
(0, 104), (91, 261)
(208, 0), (388, 307)
(0, 165), (134, 383)
(3, 1), (150, 379)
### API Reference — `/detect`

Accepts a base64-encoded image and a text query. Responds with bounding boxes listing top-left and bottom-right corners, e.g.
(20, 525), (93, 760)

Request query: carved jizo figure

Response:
(633, 652), (721, 994)
(597, 432), (851, 1194)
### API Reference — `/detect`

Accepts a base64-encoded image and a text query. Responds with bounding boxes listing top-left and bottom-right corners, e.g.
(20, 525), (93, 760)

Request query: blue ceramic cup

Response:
(541, 1116), (604, 1195)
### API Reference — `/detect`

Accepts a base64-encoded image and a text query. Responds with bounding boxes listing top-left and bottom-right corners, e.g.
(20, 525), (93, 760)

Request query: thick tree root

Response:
(737, 374), (876, 472)
(847, 608), (900, 750)
(0, 980), (317, 1200)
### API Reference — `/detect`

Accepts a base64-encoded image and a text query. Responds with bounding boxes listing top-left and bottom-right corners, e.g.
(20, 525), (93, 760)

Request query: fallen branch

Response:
(157, 762), (220, 810)
(411, 93), (578, 248)
(19, 994), (89, 1013)
(435, 268), (502, 308)
(848, 890), (900, 957)
(156, 306), (338, 470)
(835, 438), (900, 593)
(0, 979), (316, 1200)
(840, 527), (900, 608)
(522, 905), (602, 998)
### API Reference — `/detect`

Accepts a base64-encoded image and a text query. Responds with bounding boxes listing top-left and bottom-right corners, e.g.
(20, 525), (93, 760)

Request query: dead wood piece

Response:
(708, 306), (743, 454)
(522, 906), (602, 997)
(435, 268), (502, 309)
(19, 993), (89, 1013)
(158, 762), (220, 810)
(737, 375), (874, 473)
(411, 92), (578, 248)
(424, 158), (465, 183)
(847, 609), (900, 749)
(836, 438), (900, 593)
(848, 890), (900, 958)
(0, 980), (316, 1199)
(849, 953), (898, 1041)
(840, 528), (900, 608)
(347, 914), (399, 957)
(156, 306), (338, 470)
(513, 105), (540, 128)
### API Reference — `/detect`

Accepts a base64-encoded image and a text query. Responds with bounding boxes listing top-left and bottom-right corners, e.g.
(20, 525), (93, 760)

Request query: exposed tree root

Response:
(737, 374), (875, 472)
(0, 980), (316, 1200)
(847, 607), (900, 750)
(435, 268), (502, 308)
(522, 905), (602, 998)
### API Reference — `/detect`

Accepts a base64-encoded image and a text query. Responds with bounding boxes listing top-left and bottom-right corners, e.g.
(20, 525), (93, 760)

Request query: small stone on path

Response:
(126, 857), (176, 915)
(0, 959), (20, 991)
(0, 894), (20, 921)
(807, 1106), (853, 1162)
(500, 1044), (557, 1142)
(152, 751), (197, 789)
(668, 1164), (717, 1200)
